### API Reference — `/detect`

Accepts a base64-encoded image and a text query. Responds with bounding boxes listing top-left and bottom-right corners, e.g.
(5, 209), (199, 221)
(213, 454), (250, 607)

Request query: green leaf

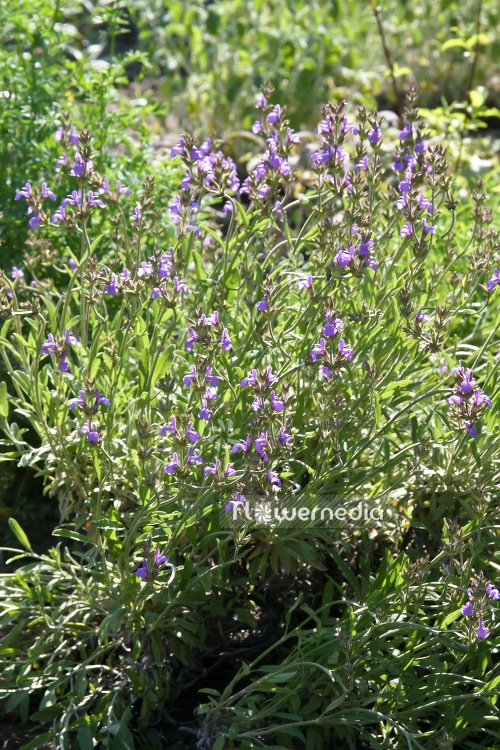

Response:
(0, 381), (8, 418)
(93, 451), (101, 483)
(441, 38), (469, 52)
(77, 726), (94, 750)
(8, 518), (32, 551)
(19, 733), (55, 750)
(440, 608), (462, 628)
(192, 249), (207, 280)
(374, 391), (381, 428)
(30, 704), (64, 721)
(213, 737), (225, 750)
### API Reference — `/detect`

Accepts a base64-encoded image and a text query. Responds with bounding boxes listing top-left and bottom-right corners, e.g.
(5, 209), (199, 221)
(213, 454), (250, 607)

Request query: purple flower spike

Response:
(321, 365), (333, 378)
(174, 277), (189, 294)
(400, 222), (412, 238)
(164, 453), (179, 475)
(135, 560), (148, 579)
(11, 267), (24, 279)
(254, 429), (268, 455)
(476, 619), (490, 639)
(204, 459), (220, 476)
(487, 584), (500, 600)
(474, 390), (492, 409)
(487, 268), (500, 291)
(461, 601), (473, 617)
(15, 183), (31, 201)
(65, 329), (78, 346)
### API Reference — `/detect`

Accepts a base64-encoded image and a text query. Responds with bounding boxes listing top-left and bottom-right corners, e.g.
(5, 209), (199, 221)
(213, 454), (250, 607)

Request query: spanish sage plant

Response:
(1, 86), (500, 748)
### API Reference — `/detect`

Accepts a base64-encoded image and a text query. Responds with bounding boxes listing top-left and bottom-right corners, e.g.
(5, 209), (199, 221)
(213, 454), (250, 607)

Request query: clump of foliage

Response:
(1, 85), (500, 749)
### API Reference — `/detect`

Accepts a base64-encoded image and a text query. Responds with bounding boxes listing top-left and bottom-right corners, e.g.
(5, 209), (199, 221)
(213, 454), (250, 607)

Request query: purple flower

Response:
(311, 338), (326, 361)
(396, 194), (408, 210)
(80, 421), (99, 442)
(447, 394), (463, 406)
(343, 117), (358, 135)
(422, 218), (436, 235)
(186, 328), (198, 352)
(136, 550), (170, 580)
(231, 435), (252, 454)
(334, 245), (354, 267)
(186, 421), (200, 443)
(220, 328), (232, 351)
(416, 310), (432, 322)
(164, 453), (179, 475)
(476, 619), (490, 639)
(368, 125), (381, 143)
(251, 395), (263, 412)
(487, 584), (500, 600)
(15, 183), (31, 201)
(161, 417), (177, 437)
(137, 262), (153, 278)
(205, 311), (219, 326)
(358, 234), (373, 256)
(171, 139), (186, 157)
(225, 492), (246, 513)
(135, 559), (148, 579)
(323, 314), (344, 338)
(270, 390), (284, 412)
(414, 136), (427, 154)
(56, 153), (68, 168)
(42, 334), (57, 356)
(52, 206), (67, 224)
(11, 267), (24, 279)
(29, 211), (41, 229)
(59, 354), (70, 372)
(257, 294), (269, 312)
(417, 194), (433, 213)
(254, 429), (268, 455)
(41, 182), (56, 201)
(241, 369), (258, 388)
(464, 421), (477, 439)
(252, 117), (263, 134)
(321, 365), (333, 378)
(174, 277), (189, 294)
(398, 123), (411, 140)
(461, 601), (473, 617)
(65, 329), (78, 346)
(155, 550), (169, 566)
(70, 390), (86, 410)
(267, 105), (281, 124)
(392, 158), (405, 172)
(474, 390), (492, 409)
(106, 273), (118, 295)
(268, 471), (281, 487)
(205, 367), (219, 387)
(204, 459), (220, 476)
(298, 273), (313, 290)
(338, 339), (353, 361)
(400, 222), (412, 238)
(198, 400), (211, 421)
(459, 370), (475, 394)
(70, 152), (92, 177)
(183, 366), (197, 387)
(187, 446), (203, 465)
(487, 268), (500, 291)
(355, 156), (369, 172)
(278, 426), (292, 444)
